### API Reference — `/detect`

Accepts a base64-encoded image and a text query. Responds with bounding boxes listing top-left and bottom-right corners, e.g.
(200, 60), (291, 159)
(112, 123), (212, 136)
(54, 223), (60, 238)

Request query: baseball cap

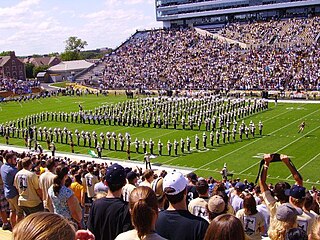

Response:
(105, 163), (126, 184)
(285, 185), (306, 199)
(163, 171), (188, 195)
(235, 182), (245, 191)
(151, 177), (164, 200)
(276, 203), (303, 222)
(207, 195), (226, 214)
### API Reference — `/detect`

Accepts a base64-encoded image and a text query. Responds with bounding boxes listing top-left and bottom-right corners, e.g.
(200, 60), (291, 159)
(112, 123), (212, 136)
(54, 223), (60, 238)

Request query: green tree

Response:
(0, 51), (13, 56)
(61, 36), (88, 61)
(33, 65), (49, 78)
(25, 63), (35, 78)
(60, 51), (80, 61)
(65, 36), (88, 52)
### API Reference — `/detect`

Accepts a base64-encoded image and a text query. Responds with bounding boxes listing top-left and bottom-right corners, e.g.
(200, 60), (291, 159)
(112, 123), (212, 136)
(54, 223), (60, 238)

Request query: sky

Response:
(0, 0), (162, 56)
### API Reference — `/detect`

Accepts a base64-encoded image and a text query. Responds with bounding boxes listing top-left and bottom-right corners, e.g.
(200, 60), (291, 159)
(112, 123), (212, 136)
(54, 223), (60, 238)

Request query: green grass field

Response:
(0, 94), (319, 188)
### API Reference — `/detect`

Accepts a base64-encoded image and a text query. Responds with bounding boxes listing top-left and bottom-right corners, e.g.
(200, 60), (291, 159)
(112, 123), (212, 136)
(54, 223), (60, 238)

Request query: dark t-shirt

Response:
(186, 185), (199, 205)
(87, 197), (133, 240)
(155, 210), (209, 240)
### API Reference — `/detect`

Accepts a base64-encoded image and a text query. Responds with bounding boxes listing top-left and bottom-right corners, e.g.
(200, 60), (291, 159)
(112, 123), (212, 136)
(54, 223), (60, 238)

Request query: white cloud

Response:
(0, 0), (162, 55)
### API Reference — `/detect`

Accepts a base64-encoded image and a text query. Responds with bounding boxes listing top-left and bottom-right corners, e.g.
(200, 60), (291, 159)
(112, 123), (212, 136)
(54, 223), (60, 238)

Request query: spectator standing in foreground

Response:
(204, 214), (246, 240)
(39, 159), (56, 212)
(87, 163), (132, 240)
(14, 157), (43, 216)
(155, 171), (209, 240)
(1, 153), (23, 227)
(0, 156), (10, 230)
(115, 186), (167, 240)
(188, 178), (210, 219)
(236, 193), (264, 240)
(48, 166), (82, 228)
(259, 154), (303, 225)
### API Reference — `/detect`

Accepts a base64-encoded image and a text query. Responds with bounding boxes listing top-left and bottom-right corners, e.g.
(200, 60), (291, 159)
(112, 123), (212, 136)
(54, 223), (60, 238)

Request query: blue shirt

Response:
(0, 163), (18, 199)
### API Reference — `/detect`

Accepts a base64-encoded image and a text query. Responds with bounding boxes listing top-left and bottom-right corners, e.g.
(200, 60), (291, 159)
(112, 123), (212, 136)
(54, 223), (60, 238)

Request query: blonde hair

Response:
(310, 218), (320, 240)
(268, 217), (297, 240)
(129, 186), (158, 239)
(13, 212), (75, 240)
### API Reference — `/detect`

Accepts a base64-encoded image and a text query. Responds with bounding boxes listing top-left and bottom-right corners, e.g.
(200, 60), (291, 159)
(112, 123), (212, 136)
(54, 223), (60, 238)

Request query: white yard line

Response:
(285, 152), (320, 179)
(239, 124), (320, 174)
(197, 107), (320, 171)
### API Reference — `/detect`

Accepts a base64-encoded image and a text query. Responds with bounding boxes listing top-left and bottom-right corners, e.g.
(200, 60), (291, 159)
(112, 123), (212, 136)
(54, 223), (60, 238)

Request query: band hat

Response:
(285, 185), (306, 199)
(207, 195), (226, 214)
(163, 171), (188, 195)
(276, 203), (303, 222)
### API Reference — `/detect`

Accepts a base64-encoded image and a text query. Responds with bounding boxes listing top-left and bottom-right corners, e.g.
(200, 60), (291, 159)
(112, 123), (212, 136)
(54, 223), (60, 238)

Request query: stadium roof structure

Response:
(156, 0), (320, 27)
(47, 60), (94, 73)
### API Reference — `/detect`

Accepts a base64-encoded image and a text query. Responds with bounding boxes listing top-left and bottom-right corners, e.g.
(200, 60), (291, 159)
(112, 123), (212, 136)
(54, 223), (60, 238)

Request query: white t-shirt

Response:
(236, 209), (264, 240)
(39, 171), (56, 211)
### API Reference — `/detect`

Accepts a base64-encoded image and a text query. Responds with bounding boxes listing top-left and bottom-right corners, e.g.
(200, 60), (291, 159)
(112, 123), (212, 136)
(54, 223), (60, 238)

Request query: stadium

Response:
(0, 0), (320, 239)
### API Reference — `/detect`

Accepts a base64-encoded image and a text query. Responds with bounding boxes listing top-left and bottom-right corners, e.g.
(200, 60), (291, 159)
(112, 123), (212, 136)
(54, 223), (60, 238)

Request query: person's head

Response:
(303, 191), (314, 211)
(53, 166), (69, 196)
(74, 174), (82, 184)
(12, 212), (75, 240)
(104, 163), (126, 192)
(286, 185), (306, 208)
(127, 171), (138, 185)
(196, 178), (209, 196)
(163, 171), (188, 205)
(243, 193), (258, 215)
(129, 186), (158, 239)
(187, 172), (197, 185)
(46, 159), (56, 172)
(143, 169), (154, 182)
(21, 157), (32, 170)
(235, 182), (245, 193)
(285, 228), (307, 240)
(204, 214), (245, 240)
(268, 203), (301, 240)
(274, 182), (291, 203)
(207, 195), (227, 221)
(5, 152), (17, 165)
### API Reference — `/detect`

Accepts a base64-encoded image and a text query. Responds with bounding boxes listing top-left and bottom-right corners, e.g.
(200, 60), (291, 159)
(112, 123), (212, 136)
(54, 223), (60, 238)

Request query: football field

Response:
(0, 94), (319, 188)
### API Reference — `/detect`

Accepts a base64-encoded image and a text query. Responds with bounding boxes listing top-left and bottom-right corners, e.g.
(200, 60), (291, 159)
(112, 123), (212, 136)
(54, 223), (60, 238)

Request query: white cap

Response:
(163, 171), (188, 195)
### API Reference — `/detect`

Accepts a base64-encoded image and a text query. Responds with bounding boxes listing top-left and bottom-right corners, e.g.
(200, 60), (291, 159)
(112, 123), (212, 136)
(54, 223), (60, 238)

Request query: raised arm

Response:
(280, 154), (303, 186)
(259, 154), (272, 193)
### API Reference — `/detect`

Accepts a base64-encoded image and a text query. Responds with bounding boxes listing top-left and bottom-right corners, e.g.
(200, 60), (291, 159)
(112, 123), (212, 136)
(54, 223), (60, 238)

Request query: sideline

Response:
(0, 143), (194, 176)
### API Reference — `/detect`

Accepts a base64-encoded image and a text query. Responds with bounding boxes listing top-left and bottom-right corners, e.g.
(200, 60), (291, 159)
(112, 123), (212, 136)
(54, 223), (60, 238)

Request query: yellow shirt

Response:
(70, 182), (84, 204)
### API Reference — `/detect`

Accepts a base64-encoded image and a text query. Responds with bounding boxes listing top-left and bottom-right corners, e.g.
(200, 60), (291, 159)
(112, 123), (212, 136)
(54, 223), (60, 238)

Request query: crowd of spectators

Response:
(1, 149), (320, 240)
(0, 77), (40, 94)
(89, 25), (320, 91)
(220, 16), (320, 46)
